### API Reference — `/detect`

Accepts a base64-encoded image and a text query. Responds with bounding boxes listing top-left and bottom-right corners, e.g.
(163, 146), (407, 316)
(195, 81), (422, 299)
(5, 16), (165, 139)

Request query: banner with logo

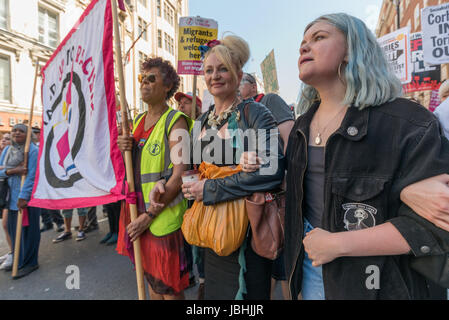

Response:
(403, 32), (441, 93)
(177, 16), (218, 75)
(29, 0), (125, 209)
(422, 3), (449, 65)
(378, 27), (412, 84)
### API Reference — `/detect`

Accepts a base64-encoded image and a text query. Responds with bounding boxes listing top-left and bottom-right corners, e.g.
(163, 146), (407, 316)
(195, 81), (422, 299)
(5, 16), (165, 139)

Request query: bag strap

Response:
(254, 94), (265, 103)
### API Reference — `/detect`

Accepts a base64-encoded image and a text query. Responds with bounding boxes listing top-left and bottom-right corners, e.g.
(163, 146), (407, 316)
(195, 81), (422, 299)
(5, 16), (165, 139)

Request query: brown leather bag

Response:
(245, 191), (285, 260)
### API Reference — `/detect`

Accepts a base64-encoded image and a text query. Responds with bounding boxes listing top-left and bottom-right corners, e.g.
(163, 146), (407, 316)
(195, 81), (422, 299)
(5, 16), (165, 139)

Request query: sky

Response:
(189, 0), (383, 105)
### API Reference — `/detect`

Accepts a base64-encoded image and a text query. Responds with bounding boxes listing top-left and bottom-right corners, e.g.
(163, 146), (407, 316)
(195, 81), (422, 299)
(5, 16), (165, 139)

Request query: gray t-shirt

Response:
(304, 146), (325, 228)
(258, 93), (294, 125)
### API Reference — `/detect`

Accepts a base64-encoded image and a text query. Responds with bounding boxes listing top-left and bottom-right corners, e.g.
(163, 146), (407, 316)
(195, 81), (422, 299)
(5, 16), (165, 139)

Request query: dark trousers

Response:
(41, 209), (63, 226)
(193, 245), (205, 279)
(86, 206), (98, 227)
(7, 208), (41, 268)
(103, 202), (120, 234)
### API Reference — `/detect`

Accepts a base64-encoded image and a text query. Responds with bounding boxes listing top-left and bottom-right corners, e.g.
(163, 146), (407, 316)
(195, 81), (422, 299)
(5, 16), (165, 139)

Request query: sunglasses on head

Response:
(138, 73), (157, 83)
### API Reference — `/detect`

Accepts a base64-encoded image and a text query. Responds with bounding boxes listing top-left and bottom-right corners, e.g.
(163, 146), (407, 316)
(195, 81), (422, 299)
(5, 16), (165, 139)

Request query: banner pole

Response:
(191, 75), (197, 120)
(11, 61), (39, 278)
(111, 0), (146, 300)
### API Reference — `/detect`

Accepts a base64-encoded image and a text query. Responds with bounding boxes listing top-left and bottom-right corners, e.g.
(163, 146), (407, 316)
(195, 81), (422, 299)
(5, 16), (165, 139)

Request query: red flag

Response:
(118, 0), (126, 11)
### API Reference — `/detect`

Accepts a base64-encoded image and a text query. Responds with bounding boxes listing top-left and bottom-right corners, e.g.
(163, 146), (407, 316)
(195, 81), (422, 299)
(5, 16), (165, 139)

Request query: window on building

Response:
(38, 7), (59, 48)
(0, 0), (8, 29)
(138, 17), (147, 41)
(163, 2), (174, 26)
(139, 51), (149, 70)
(164, 32), (169, 52)
(158, 29), (162, 48)
(138, 0), (146, 7)
(414, 4), (420, 29)
(169, 6), (174, 26)
(169, 36), (174, 55)
(156, 0), (161, 17)
(400, 0), (405, 21)
(0, 55), (11, 102)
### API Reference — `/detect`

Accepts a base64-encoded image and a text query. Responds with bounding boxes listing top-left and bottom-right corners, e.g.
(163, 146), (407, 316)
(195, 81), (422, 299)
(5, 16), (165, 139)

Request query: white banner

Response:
(29, 0), (125, 209)
(422, 3), (449, 65)
(378, 27), (412, 84)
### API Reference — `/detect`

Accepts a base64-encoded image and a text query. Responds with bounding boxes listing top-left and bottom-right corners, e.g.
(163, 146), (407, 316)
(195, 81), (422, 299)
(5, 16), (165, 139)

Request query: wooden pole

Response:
(131, 2), (137, 117)
(11, 61), (39, 278)
(191, 75), (197, 120)
(111, 0), (146, 300)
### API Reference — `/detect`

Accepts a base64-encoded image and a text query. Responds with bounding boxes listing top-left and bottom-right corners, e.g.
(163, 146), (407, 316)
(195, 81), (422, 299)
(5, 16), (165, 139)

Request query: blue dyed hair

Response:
(297, 13), (402, 114)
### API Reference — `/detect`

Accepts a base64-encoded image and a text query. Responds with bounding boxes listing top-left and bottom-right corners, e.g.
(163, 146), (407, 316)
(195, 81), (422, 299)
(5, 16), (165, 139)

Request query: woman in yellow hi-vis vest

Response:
(116, 57), (192, 300)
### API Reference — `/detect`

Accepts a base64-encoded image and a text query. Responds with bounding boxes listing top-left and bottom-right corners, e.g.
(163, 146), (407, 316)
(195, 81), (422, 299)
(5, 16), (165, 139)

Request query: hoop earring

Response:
(338, 62), (346, 83)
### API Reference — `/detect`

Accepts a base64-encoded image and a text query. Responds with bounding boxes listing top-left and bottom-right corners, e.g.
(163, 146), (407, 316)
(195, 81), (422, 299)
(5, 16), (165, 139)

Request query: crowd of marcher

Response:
(1, 12), (449, 299)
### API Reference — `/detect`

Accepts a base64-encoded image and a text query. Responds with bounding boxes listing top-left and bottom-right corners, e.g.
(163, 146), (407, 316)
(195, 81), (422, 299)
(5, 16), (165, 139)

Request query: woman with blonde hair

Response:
(151, 35), (285, 299)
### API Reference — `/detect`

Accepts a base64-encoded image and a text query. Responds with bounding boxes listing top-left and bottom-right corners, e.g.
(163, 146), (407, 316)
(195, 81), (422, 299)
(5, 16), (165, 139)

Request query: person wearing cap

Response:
(0, 123), (41, 279)
(174, 92), (202, 119)
(239, 73), (294, 154)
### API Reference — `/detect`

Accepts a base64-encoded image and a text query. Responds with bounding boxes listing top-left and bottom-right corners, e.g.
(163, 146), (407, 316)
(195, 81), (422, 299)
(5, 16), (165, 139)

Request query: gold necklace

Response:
(208, 98), (239, 129)
(314, 106), (347, 145)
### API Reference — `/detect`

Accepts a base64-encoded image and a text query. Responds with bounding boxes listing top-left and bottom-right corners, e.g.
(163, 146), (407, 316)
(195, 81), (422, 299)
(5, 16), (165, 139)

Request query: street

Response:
(0, 207), (284, 300)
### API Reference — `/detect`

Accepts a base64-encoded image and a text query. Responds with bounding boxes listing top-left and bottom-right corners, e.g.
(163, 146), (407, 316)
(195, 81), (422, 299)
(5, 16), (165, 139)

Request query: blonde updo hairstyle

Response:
(203, 35), (250, 85)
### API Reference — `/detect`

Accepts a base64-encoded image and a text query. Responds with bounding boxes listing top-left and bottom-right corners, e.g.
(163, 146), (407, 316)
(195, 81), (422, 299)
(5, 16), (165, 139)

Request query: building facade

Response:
(376, 0), (449, 107)
(0, 0), (192, 135)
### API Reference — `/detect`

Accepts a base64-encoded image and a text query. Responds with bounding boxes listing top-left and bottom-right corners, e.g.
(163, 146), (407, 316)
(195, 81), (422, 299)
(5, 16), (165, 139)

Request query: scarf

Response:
(3, 124), (27, 169)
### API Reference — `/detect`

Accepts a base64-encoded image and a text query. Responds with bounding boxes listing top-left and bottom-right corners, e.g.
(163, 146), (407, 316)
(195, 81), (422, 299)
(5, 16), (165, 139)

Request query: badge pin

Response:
(347, 126), (358, 137)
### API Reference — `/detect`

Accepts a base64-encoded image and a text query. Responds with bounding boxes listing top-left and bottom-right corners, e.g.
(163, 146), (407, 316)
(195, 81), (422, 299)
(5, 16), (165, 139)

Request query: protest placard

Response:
(403, 32), (440, 93)
(378, 27), (412, 84)
(178, 16), (218, 75)
(422, 3), (449, 65)
(261, 50), (279, 94)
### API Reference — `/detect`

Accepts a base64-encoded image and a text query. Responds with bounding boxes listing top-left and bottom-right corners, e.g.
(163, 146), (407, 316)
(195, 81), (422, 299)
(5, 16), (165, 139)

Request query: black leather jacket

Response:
(194, 100), (285, 205)
(284, 98), (449, 299)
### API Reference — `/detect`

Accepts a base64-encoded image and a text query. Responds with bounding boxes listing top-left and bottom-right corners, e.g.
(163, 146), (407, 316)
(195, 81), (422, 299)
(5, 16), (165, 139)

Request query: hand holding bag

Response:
(181, 162), (249, 256)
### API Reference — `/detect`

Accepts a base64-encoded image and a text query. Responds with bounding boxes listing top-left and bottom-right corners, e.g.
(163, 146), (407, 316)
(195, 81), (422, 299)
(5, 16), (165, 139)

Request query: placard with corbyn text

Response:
(422, 3), (449, 65)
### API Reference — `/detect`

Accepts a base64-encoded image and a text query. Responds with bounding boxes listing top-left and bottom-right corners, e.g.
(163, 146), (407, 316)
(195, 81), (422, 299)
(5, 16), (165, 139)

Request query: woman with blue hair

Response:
(287, 12), (449, 300)
(242, 13), (449, 299)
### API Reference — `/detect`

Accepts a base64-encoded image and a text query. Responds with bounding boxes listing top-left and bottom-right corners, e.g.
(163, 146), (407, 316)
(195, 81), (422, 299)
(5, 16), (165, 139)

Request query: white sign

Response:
(422, 3), (449, 65)
(378, 27), (412, 84)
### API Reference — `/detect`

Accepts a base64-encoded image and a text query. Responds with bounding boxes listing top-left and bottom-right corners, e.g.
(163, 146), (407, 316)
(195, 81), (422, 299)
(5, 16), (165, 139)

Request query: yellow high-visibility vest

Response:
(132, 107), (193, 236)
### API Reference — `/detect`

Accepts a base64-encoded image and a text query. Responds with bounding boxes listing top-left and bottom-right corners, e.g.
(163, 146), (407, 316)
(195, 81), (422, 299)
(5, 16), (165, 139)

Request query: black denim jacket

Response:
(284, 98), (449, 300)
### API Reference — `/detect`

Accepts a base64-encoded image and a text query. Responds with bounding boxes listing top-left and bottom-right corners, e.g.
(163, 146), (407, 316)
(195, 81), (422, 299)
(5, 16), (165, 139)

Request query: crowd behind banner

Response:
(1, 10), (449, 300)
